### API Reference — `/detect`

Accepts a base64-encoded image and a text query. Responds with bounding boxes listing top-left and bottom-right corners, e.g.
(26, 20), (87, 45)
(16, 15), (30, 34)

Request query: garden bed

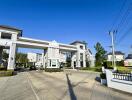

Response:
(0, 70), (15, 77)
(45, 68), (62, 72)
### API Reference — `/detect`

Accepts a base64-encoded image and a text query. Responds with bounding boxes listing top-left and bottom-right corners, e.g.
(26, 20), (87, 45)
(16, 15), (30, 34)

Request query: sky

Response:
(0, 0), (132, 55)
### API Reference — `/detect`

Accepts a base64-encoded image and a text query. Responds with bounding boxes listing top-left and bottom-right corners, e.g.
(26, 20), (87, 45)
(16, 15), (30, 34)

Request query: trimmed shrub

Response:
(0, 70), (14, 77)
(100, 73), (106, 79)
(79, 67), (102, 72)
(106, 61), (124, 67)
(0, 65), (7, 71)
(45, 68), (62, 72)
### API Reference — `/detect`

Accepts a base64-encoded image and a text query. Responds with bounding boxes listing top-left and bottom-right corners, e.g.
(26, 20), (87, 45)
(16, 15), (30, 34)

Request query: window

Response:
(1, 33), (12, 39)
(80, 45), (83, 49)
(80, 53), (83, 61)
(52, 59), (56, 67)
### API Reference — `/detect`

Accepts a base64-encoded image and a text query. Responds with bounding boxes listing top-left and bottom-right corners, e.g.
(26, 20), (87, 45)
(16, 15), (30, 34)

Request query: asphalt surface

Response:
(0, 70), (132, 100)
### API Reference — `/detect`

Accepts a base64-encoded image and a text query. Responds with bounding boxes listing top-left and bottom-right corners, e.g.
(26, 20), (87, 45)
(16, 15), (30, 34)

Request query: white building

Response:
(27, 52), (42, 67)
(107, 51), (124, 62)
(0, 25), (94, 70)
(86, 48), (95, 67)
(124, 54), (132, 66)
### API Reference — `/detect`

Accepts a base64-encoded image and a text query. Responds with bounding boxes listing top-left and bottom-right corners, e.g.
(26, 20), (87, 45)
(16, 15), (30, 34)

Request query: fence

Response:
(113, 72), (132, 81)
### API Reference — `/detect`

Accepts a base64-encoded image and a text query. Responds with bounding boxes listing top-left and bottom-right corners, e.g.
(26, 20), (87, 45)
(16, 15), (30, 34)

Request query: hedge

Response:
(100, 73), (106, 79)
(45, 68), (62, 72)
(0, 70), (14, 77)
(79, 67), (102, 72)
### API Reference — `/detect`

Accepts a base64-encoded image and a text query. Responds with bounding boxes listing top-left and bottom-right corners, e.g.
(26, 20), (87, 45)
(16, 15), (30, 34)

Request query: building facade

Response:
(107, 51), (124, 62)
(27, 52), (42, 67)
(0, 25), (94, 70)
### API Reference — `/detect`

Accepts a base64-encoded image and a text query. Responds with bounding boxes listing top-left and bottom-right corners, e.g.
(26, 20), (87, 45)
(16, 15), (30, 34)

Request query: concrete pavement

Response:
(0, 70), (132, 100)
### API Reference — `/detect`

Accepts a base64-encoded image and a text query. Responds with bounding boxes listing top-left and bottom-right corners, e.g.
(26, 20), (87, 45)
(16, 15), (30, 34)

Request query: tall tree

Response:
(94, 42), (107, 67)
(16, 53), (28, 64)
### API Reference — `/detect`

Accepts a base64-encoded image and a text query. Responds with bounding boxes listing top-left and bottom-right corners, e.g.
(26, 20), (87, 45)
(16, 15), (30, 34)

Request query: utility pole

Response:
(109, 31), (116, 70)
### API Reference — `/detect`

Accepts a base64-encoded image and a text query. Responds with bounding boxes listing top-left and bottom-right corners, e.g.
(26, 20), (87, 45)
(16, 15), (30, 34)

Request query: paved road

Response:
(0, 70), (131, 100)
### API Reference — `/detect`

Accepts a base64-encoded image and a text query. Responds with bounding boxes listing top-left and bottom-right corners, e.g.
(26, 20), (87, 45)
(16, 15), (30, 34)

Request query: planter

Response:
(101, 79), (107, 85)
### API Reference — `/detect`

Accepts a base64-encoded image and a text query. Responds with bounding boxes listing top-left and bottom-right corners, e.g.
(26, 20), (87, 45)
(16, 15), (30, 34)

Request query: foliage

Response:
(0, 70), (14, 77)
(106, 61), (124, 67)
(79, 67), (102, 72)
(94, 42), (107, 67)
(2, 51), (8, 60)
(100, 73), (106, 79)
(0, 65), (6, 70)
(45, 68), (62, 72)
(117, 67), (132, 73)
(16, 53), (28, 64)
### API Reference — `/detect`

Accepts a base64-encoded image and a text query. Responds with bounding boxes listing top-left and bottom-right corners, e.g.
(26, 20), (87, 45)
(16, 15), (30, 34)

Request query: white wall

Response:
(106, 69), (132, 93)
(107, 55), (124, 61)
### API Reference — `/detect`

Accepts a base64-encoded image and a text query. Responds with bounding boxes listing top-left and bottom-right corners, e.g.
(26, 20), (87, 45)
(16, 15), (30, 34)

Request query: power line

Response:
(116, 2), (132, 31)
(110, 0), (127, 31)
(115, 1), (132, 45)
(116, 25), (132, 46)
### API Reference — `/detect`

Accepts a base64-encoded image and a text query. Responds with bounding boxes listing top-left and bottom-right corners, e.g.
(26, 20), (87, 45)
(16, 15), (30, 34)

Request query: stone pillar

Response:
(0, 47), (3, 64)
(83, 52), (86, 67)
(7, 43), (16, 70)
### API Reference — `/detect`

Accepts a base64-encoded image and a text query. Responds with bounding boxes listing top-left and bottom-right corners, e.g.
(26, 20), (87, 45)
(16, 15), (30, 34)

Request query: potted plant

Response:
(100, 73), (107, 85)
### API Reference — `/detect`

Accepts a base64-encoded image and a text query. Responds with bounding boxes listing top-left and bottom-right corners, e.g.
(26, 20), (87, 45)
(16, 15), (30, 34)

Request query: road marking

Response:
(26, 72), (40, 100)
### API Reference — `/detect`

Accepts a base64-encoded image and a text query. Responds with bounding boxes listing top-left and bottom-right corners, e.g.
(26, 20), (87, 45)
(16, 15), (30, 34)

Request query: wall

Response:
(107, 55), (124, 61)
(106, 69), (132, 93)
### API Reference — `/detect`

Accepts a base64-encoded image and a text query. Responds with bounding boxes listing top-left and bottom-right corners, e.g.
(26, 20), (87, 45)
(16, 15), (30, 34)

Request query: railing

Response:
(113, 72), (132, 81)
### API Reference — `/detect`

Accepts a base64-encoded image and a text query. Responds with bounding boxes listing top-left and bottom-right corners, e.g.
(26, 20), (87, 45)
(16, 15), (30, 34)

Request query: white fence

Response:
(105, 69), (132, 93)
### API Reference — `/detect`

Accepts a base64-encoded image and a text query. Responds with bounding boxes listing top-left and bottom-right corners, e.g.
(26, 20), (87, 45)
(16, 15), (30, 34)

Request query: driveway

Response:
(0, 70), (131, 100)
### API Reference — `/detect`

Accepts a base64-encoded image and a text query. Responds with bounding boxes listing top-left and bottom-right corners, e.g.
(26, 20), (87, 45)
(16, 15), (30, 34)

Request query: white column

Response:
(12, 34), (17, 41)
(7, 43), (16, 70)
(0, 47), (3, 64)
(42, 52), (45, 68)
(0, 32), (1, 38)
(71, 52), (75, 69)
(76, 51), (80, 68)
(83, 52), (86, 67)
(42, 49), (48, 68)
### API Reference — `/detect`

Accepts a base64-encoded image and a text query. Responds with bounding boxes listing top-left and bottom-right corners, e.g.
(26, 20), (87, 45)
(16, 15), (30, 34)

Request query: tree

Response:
(94, 42), (107, 67)
(16, 53), (28, 67)
(2, 51), (8, 60)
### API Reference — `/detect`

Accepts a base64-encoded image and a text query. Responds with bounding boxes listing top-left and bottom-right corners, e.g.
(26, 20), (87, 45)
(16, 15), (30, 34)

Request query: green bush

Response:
(100, 73), (106, 79)
(0, 70), (14, 77)
(79, 67), (102, 72)
(0, 65), (7, 70)
(106, 61), (124, 67)
(45, 68), (62, 72)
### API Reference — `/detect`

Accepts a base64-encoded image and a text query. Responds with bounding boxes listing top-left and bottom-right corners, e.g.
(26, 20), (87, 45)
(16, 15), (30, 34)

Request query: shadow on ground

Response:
(95, 76), (101, 82)
(66, 74), (77, 100)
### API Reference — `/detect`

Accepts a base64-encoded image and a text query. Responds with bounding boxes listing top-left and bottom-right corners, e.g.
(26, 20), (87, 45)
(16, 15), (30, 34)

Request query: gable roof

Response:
(125, 54), (132, 59)
(70, 41), (87, 45)
(107, 51), (124, 55)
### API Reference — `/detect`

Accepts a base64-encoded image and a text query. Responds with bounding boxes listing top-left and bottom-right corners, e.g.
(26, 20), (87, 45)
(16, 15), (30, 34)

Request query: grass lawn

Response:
(116, 66), (132, 72)
(79, 67), (102, 72)
(80, 66), (132, 73)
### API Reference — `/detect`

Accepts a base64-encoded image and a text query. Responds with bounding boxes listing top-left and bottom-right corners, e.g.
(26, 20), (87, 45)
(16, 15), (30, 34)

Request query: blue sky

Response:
(0, 0), (132, 55)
